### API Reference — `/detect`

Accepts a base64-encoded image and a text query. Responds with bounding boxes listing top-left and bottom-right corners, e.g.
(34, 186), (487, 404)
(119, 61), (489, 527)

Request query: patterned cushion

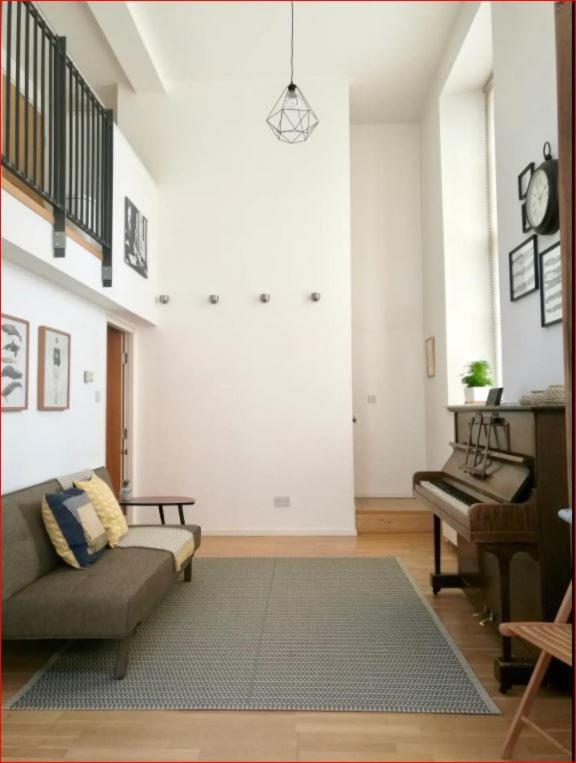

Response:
(74, 475), (128, 547)
(42, 489), (108, 569)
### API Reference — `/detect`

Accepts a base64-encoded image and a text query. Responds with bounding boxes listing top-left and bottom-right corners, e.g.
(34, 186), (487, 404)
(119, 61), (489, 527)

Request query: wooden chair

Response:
(500, 582), (572, 758)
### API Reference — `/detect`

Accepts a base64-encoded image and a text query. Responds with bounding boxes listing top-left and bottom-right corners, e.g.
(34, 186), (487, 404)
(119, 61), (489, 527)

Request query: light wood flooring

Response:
(2, 534), (572, 762)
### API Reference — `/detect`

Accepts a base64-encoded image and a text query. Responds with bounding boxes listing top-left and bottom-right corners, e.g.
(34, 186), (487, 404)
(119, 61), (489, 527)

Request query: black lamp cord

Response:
(290, 1), (294, 85)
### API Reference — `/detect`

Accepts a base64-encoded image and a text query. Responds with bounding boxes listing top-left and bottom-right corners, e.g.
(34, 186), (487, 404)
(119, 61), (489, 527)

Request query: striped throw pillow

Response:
(74, 474), (128, 547)
(42, 489), (108, 569)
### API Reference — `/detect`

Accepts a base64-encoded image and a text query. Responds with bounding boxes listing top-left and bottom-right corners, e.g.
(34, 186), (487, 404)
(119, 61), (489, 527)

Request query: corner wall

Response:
(492, 2), (563, 402)
(351, 124), (426, 497)
(119, 78), (356, 534)
(420, 1), (564, 466)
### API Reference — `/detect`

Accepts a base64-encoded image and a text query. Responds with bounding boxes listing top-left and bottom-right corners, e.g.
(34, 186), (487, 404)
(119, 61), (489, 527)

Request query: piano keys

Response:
(413, 404), (570, 693)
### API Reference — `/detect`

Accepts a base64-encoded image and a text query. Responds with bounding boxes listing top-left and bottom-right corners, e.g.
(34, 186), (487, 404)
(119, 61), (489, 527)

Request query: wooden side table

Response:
(119, 496), (195, 525)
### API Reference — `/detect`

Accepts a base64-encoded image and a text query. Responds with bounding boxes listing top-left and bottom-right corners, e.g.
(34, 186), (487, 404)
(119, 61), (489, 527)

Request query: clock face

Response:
(526, 168), (549, 228)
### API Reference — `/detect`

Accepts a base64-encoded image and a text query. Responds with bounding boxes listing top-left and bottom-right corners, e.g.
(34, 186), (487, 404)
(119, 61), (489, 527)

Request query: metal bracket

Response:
(53, 229), (66, 254)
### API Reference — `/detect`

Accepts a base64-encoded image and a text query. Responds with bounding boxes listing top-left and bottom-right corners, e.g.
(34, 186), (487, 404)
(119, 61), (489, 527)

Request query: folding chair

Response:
(500, 581), (572, 758)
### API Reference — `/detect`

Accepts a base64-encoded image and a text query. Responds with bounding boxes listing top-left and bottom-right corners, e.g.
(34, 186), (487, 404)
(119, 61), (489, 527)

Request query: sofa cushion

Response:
(2, 547), (176, 640)
(42, 489), (108, 569)
(2, 478), (62, 601)
(74, 474), (128, 547)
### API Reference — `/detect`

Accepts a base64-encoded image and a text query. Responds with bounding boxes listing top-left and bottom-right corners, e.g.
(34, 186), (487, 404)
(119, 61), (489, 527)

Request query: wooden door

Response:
(555, 2), (573, 504)
(106, 325), (124, 496)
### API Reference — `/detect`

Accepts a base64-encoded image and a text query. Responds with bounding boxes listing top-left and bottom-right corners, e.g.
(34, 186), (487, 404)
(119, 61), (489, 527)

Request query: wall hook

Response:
(157, 295), (170, 305)
(259, 293), (270, 303)
(209, 294), (219, 304)
(310, 292), (321, 302)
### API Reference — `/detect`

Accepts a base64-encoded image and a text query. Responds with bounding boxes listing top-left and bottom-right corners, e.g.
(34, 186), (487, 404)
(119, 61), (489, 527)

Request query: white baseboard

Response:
(201, 528), (358, 537)
(355, 493), (415, 499)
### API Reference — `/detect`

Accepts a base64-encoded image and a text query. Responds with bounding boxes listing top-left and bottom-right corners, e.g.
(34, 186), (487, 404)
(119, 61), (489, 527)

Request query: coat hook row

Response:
(157, 294), (322, 305)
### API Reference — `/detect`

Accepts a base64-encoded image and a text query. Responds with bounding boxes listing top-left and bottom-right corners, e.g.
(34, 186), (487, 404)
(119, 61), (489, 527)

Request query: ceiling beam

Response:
(87, 1), (165, 93)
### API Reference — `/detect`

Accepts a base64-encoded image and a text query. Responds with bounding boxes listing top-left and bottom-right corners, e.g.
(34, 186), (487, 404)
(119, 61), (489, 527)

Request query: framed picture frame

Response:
(509, 235), (538, 302)
(521, 202), (531, 233)
(539, 241), (562, 327)
(425, 337), (435, 378)
(518, 162), (535, 200)
(124, 197), (148, 279)
(38, 326), (71, 411)
(1, 313), (29, 411)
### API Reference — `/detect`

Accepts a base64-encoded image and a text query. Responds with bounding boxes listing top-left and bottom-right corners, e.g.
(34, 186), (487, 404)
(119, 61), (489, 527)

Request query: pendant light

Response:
(266, 1), (319, 143)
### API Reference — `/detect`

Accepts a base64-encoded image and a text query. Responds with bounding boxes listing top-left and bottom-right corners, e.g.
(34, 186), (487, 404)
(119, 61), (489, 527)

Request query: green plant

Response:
(461, 360), (493, 388)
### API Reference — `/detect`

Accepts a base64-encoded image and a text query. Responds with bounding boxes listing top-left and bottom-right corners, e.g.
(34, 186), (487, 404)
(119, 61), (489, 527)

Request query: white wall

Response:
(1, 259), (107, 492)
(492, 2), (563, 402)
(350, 124), (425, 497)
(119, 78), (356, 534)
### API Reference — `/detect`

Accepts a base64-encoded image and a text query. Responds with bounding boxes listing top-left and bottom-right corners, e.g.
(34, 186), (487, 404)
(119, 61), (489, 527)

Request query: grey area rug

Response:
(8, 557), (499, 714)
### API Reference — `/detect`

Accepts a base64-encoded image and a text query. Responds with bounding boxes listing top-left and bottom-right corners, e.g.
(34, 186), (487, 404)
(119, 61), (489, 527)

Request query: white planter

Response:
(464, 386), (489, 405)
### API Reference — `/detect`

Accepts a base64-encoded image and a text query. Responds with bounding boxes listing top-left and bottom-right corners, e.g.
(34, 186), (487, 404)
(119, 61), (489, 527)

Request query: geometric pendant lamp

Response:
(266, 2), (319, 143)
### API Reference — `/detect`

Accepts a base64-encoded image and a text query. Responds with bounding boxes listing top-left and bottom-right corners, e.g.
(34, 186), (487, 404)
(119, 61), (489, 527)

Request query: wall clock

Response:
(525, 142), (559, 235)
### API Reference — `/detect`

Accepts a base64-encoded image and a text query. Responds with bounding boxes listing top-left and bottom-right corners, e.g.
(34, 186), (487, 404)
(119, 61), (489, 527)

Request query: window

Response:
(484, 78), (502, 386)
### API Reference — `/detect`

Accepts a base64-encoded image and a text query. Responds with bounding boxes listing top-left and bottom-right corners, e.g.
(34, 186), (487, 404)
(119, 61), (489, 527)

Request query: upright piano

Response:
(413, 404), (570, 692)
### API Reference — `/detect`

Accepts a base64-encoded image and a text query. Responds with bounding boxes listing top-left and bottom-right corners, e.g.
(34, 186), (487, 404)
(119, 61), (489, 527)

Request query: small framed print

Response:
(539, 242), (562, 327)
(38, 326), (71, 410)
(518, 162), (535, 200)
(521, 202), (531, 233)
(425, 337), (435, 378)
(1, 313), (29, 411)
(509, 235), (538, 302)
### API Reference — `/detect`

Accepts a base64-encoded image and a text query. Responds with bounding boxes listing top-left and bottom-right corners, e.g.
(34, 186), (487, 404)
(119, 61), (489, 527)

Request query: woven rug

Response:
(7, 557), (499, 714)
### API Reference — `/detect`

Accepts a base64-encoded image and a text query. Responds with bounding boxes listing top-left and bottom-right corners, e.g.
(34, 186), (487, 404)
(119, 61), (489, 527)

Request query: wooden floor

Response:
(2, 534), (572, 762)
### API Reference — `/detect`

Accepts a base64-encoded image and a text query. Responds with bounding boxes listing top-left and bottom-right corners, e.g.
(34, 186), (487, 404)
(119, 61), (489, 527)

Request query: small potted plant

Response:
(461, 360), (493, 404)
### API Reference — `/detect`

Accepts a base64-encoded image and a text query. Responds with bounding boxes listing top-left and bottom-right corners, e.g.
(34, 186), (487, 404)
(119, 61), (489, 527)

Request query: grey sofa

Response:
(2, 467), (201, 678)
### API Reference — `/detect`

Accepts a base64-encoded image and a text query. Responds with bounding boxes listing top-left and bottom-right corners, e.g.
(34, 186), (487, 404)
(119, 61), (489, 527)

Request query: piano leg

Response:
(430, 515), (464, 595)
(486, 544), (539, 694)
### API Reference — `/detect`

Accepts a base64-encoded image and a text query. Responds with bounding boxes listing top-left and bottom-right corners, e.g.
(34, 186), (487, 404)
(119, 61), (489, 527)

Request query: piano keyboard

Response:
(419, 480), (478, 520)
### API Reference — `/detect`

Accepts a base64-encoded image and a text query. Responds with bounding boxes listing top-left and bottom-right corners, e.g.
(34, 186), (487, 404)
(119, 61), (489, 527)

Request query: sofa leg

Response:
(184, 558), (193, 582)
(114, 633), (133, 679)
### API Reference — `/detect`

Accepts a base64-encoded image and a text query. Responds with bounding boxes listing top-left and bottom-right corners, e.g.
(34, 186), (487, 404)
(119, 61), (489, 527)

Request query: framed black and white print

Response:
(124, 197), (148, 278)
(509, 235), (538, 301)
(518, 162), (535, 200)
(521, 202), (531, 233)
(539, 242), (562, 327)
(38, 326), (71, 411)
(1, 314), (29, 411)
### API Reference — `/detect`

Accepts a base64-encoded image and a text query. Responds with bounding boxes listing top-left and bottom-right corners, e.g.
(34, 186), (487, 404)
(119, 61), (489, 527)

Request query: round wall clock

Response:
(525, 142), (559, 235)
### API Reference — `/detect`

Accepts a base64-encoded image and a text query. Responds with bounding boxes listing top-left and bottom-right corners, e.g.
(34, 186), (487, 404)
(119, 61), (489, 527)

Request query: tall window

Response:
(485, 78), (502, 385)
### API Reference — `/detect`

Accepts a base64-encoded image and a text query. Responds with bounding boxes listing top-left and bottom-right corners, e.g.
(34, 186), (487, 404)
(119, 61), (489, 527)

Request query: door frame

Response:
(106, 317), (134, 497)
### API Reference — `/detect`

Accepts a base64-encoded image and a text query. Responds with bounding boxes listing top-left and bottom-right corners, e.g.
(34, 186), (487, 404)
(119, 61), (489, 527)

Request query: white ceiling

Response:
(37, 1), (463, 122)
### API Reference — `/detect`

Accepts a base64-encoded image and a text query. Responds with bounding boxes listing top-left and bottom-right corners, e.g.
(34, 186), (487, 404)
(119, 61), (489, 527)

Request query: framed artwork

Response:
(539, 242), (562, 327)
(1, 314), (29, 411)
(521, 202), (531, 233)
(38, 326), (71, 410)
(518, 162), (535, 200)
(509, 235), (538, 301)
(124, 197), (148, 279)
(425, 337), (435, 378)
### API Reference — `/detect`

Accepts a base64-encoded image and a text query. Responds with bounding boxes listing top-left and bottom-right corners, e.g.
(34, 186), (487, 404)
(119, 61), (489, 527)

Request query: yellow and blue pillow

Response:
(42, 488), (108, 569)
(74, 474), (128, 547)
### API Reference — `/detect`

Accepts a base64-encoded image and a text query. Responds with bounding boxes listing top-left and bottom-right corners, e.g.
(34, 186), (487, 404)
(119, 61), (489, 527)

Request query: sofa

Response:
(2, 467), (201, 678)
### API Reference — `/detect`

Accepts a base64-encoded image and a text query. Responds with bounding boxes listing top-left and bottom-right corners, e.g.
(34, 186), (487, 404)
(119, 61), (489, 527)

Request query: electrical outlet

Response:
(367, 394), (377, 404)
(274, 496), (290, 508)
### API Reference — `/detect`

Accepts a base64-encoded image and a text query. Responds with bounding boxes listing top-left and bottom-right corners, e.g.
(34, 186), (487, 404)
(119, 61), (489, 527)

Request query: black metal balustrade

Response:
(2, 1), (114, 286)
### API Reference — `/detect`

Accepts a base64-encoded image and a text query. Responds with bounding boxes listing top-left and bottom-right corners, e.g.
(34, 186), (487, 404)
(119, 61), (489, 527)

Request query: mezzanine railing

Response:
(2, 1), (114, 286)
